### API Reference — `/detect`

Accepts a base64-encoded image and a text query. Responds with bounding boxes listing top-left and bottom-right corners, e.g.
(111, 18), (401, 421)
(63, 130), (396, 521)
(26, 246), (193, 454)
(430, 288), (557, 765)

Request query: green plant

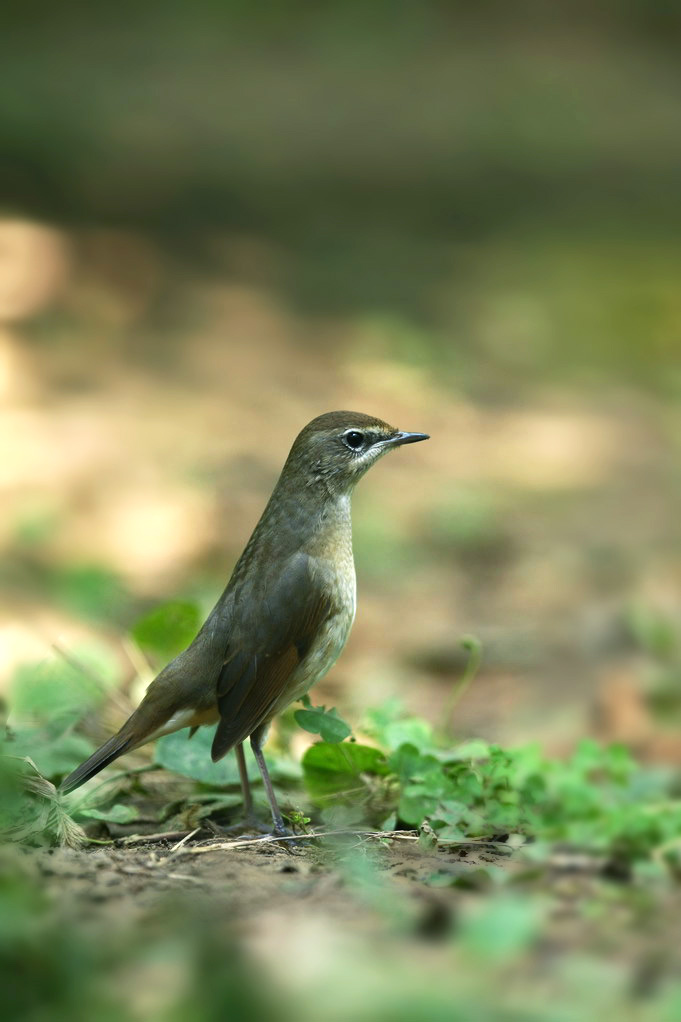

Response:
(5, 602), (681, 882)
(301, 700), (681, 874)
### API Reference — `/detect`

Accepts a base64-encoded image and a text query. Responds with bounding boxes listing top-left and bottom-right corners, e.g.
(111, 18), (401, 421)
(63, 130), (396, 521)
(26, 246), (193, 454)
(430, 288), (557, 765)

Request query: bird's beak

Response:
(380, 430), (430, 448)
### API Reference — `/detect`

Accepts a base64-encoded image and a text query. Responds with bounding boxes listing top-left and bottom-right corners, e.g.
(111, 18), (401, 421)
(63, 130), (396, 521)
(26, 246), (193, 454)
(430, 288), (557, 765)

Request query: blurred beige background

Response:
(1, 3), (680, 758)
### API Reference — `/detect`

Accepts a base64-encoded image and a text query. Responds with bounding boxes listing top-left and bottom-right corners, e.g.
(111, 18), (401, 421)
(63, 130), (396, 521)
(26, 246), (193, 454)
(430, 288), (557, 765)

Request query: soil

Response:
(10, 828), (681, 981)
(15, 831), (505, 932)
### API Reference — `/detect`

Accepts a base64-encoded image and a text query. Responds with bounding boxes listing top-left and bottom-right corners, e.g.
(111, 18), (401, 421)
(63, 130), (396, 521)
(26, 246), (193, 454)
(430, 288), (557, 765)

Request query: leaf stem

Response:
(443, 635), (483, 733)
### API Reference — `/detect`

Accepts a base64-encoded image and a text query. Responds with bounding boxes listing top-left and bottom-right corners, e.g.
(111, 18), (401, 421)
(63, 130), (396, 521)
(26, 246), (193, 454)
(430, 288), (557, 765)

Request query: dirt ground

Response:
(21, 831), (502, 927)
(11, 828), (681, 1001)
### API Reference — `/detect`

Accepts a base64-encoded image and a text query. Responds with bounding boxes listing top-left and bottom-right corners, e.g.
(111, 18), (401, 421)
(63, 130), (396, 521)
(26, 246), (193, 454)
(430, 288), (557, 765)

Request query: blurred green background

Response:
(2, 2), (681, 1018)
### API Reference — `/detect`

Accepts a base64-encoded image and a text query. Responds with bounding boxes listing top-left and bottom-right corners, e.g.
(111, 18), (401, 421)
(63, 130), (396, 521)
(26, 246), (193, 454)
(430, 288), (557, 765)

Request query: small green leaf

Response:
(398, 785), (439, 825)
(418, 825), (437, 850)
(78, 804), (139, 824)
(380, 717), (433, 752)
(294, 706), (352, 743)
(132, 601), (202, 665)
(445, 739), (492, 761)
(388, 743), (441, 783)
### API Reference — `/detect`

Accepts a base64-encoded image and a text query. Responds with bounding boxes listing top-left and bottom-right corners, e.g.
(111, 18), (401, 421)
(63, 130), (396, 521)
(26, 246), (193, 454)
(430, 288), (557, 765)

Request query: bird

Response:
(60, 411), (429, 833)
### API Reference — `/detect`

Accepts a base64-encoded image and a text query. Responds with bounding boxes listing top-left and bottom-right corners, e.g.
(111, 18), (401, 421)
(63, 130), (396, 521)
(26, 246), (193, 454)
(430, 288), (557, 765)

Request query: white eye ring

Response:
(343, 430), (365, 450)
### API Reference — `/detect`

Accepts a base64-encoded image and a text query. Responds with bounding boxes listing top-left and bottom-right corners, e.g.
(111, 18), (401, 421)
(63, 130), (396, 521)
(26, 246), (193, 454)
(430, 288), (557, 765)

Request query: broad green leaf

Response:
(294, 707), (351, 743)
(132, 600), (202, 665)
(77, 804), (139, 824)
(50, 564), (130, 623)
(302, 741), (388, 800)
(9, 730), (95, 781)
(10, 650), (117, 731)
(155, 725), (300, 785)
(0, 752), (26, 831)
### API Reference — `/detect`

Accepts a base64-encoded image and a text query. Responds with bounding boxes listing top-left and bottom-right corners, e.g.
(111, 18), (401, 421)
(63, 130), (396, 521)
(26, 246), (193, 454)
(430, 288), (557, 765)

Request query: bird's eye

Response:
(343, 430), (365, 450)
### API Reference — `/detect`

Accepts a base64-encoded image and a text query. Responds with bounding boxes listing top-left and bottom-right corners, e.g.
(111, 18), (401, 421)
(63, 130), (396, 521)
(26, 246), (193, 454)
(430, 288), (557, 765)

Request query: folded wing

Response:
(211, 552), (333, 760)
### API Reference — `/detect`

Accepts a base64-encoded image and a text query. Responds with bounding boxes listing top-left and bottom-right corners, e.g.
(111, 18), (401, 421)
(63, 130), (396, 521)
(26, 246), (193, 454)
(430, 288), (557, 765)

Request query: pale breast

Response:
(270, 493), (358, 714)
(272, 557), (356, 714)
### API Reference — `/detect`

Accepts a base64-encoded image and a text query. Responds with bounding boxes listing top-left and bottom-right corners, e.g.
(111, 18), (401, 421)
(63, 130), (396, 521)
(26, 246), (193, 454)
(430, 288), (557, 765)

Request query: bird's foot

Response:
(271, 822), (294, 839)
(208, 814), (272, 838)
(204, 813), (294, 841)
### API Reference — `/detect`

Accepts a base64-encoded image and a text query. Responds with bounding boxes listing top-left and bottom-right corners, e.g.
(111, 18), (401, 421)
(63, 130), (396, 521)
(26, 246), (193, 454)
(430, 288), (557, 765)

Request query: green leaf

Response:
(8, 730), (95, 781)
(380, 717), (434, 752)
(155, 726), (300, 785)
(626, 601), (677, 660)
(320, 803), (368, 829)
(398, 786), (439, 825)
(388, 743), (441, 783)
(294, 706), (352, 743)
(132, 601), (202, 665)
(445, 739), (492, 762)
(77, 804), (139, 824)
(50, 564), (130, 623)
(7, 649), (119, 782)
(302, 742), (388, 800)
(0, 752), (29, 832)
(460, 895), (546, 959)
(10, 651), (117, 731)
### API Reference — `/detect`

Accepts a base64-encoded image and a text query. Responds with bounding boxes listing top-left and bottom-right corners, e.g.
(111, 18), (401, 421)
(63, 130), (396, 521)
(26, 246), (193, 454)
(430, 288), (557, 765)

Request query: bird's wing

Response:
(211, 552), (334, 760)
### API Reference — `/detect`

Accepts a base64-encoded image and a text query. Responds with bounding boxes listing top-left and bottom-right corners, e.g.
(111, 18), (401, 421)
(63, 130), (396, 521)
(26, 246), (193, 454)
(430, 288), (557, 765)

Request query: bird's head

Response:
(282, 410), (429, 496)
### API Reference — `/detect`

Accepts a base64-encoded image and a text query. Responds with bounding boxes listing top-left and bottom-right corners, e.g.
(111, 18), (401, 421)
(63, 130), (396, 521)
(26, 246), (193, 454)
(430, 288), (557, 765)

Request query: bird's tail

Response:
(60, 730), (135, 794)
(59, 653), (209, 794)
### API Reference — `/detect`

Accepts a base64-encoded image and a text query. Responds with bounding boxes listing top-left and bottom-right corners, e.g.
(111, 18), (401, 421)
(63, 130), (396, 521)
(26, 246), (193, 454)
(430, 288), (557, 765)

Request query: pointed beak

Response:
(381, 430), (430, 448)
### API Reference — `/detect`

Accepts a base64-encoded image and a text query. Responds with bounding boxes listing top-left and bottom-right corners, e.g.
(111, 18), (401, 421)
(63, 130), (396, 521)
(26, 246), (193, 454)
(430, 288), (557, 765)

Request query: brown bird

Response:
(61, 411), (429, 833)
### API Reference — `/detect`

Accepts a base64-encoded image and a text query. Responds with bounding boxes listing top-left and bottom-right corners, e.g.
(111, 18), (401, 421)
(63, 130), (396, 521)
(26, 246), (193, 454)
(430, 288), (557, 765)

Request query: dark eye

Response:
(343, 430), (365, 450)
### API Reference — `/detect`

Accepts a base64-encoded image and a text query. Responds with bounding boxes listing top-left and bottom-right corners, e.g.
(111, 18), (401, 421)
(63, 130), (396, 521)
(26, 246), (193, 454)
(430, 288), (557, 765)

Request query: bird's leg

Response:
(213, 742), (271, 835)
(234, 742), (254, 818)
(250, 731), (288, 836)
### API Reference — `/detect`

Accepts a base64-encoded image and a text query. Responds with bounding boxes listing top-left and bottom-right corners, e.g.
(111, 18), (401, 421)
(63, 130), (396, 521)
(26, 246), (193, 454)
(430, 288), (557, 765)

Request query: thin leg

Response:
(250, 732), (287, 836)
(234, 742), (253, 818)
(214, 743), (269, 835)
